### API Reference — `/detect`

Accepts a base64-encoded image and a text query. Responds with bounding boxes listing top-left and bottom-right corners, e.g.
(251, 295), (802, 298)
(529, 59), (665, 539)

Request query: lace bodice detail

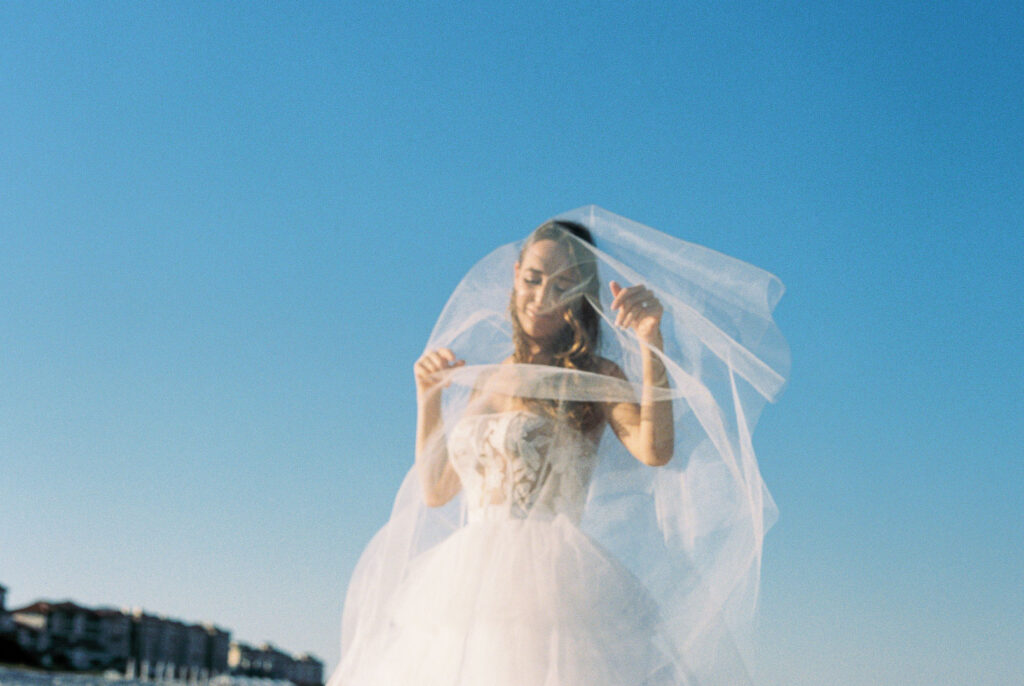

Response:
(447, 411), (599, 523)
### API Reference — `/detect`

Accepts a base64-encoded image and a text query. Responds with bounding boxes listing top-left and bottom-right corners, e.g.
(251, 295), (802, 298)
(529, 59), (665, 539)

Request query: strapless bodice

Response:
(447, 411), (599, 524)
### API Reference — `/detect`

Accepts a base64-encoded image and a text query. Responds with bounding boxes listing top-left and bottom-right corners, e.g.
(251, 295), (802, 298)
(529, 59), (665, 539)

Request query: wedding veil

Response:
(333, 205), (789, 685)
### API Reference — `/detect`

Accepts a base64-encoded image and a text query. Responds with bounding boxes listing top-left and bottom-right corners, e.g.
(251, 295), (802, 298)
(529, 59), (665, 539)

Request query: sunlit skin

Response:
(414, 238), (674, 506)
(512, 239), (582, 350)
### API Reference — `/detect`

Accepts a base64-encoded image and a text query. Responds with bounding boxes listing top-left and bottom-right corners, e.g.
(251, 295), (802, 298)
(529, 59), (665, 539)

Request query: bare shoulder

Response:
(468, 357), (517, 412)
(595, 356), (627, 380)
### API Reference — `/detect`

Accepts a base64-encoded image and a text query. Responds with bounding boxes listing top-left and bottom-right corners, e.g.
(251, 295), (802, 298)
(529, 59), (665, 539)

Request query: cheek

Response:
(548, 301), (569, 317)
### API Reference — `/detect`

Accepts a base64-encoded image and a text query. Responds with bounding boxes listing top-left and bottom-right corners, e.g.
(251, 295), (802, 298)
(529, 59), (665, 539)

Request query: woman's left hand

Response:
(609, 281), (663, 343)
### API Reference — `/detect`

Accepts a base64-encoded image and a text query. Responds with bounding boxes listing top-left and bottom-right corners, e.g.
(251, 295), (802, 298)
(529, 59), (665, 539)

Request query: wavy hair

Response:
(509, 220), (604, 432)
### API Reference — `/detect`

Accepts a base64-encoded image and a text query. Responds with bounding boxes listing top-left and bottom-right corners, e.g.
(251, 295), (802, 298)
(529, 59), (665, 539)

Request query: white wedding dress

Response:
(341, 410), (680, 686)
(329, 206), (788, 686)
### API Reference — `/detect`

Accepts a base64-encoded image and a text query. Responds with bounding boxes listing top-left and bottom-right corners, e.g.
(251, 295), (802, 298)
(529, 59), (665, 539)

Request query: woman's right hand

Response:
(414, 348), (464, 394)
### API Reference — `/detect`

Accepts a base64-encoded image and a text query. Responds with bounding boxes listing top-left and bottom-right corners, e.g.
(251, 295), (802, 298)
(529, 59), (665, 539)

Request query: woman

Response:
(330, 207), (788, 686)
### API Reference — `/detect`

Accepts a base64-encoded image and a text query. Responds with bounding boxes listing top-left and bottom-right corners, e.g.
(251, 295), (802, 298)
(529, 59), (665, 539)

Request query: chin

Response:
(515, 306), (567, 344)
(525, 322), (565, 344)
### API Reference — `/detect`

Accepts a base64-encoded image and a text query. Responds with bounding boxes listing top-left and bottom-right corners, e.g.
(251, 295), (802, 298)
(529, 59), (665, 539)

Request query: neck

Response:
(519, 335), (556, 365)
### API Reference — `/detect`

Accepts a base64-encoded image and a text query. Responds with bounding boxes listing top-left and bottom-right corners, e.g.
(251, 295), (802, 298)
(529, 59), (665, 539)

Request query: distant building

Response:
(128, 608), (230, 680)
(96, 609), (132, 668)
(1, 586), (38, 667)
(7, 600), (231, 678)
(10, 601), (129, 670)
(0, 584), (17, 647)
(2, 590), (309, 684)
(0, 584), (12, 634)
(204, 623), (231, 675)
(290, 653), (325, 686)
(228, 641), (322, 686)
(128, 609), (163, 674)
(228, 641), (275, 678)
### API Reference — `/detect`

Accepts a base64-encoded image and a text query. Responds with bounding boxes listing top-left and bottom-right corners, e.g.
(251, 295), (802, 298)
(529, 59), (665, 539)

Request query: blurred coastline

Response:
(0, 587), (321, 686)
(0, 666), (294, 686)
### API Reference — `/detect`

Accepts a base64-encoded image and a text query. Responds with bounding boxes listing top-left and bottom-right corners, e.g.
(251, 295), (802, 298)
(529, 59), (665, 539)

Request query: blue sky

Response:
(1, 2), (1021, 684)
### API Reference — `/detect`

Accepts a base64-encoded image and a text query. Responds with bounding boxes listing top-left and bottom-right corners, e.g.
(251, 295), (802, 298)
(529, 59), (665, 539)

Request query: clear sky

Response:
(1, 2), (1021, 685)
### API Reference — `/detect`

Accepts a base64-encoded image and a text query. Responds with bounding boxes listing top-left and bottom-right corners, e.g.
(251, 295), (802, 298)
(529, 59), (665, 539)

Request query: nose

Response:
(533, 283), (558, 312)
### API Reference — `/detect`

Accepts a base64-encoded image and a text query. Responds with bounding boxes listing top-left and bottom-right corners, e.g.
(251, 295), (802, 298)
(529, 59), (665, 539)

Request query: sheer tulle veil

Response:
(331, 206), (789, 685)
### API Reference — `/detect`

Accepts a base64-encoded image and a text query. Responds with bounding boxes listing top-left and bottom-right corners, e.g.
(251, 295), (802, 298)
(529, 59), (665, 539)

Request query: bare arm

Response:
(413, 349), (464, 506)
(605, 282), (675, 466)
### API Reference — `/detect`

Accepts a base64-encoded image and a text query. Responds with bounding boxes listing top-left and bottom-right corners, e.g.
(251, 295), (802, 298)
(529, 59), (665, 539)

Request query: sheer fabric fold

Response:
(329, 206), (788, 686)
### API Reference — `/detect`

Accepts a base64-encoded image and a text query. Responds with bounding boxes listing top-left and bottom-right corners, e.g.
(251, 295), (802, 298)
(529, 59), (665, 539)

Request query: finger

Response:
(627, 288), (660, 315)
(414, 361), (435, 387)
(414, 361), (437, 383)
(623, 307), (640, 330)
(612, 284), (649, 312)
(434, 353), (458, 372)
(626, 294), (662, 329)
(414, 355), (434, 374)
(621, 306), (643, 329)
(424, 351), (448, 374)
(611, 281), (640, 310)
(614, 299), (626, 327)
(610, 282), (630, 310)
(616, 292), (649, 324)
(627, 307), (654, 330)
(432, 350), (465, 373)
(618, 284), (650, 305)
(609, 281), (623, 304)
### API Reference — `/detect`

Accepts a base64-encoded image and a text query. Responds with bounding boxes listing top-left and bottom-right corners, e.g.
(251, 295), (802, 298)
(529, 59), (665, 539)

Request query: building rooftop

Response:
(12, 600), (95, 615)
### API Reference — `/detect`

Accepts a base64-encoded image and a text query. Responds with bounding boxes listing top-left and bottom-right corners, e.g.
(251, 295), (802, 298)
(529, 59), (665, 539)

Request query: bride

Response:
(329, 207), (788, 686)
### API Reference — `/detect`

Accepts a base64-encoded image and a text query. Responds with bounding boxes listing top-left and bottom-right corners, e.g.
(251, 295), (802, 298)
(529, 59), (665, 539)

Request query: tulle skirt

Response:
(340, 511), (682, 686)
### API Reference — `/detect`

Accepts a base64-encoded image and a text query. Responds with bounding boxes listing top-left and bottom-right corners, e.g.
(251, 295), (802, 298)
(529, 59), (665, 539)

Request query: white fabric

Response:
(329, 206), (789, 686)
(448, 410), (598, 523)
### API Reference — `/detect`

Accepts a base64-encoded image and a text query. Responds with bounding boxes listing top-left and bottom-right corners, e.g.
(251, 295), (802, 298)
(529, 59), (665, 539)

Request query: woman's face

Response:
(513, 239), (580, 343)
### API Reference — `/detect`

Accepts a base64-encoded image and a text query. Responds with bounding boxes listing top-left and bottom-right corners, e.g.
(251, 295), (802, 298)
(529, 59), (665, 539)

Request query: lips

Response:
(525, 308), (556, 321)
